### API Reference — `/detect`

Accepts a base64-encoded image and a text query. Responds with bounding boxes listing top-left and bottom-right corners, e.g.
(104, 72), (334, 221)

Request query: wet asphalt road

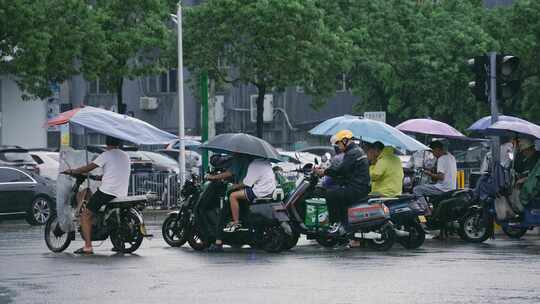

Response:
(1, 213), (540, 304)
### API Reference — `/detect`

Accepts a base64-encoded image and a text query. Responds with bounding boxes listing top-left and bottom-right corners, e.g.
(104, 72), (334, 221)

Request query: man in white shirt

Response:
(413, 141), (457, 197)
(205, 156), (276, 251)
(64, 136), (131, 254)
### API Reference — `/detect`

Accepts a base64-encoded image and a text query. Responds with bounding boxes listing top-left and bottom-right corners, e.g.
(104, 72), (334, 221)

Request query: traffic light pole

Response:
(200, 72), (209, 173)
(489, 52), (500, 166)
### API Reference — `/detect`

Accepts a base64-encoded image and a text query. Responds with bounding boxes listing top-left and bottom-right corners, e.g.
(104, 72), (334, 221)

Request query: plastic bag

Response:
(56, 147), (101, 231)
(494, 195), (517, 221)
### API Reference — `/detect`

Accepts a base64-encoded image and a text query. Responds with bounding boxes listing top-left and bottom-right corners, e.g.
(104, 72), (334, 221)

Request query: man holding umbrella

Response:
(314, 130), (371, 235)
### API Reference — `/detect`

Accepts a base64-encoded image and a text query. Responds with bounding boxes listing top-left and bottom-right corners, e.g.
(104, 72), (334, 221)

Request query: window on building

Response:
(160, 72), (168, 93)
(89, 80), (98, 94)
(99, 81), (110, 94)
(147, 76), (158, 93)
(336, 74), (346, 92)
(169, 69), (177, 92)
(88, 79), (110, 95)
(336, 74), (352, 93)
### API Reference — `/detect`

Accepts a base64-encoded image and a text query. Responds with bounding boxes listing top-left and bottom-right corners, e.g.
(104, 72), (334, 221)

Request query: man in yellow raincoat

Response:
(366, 141), (404, 197)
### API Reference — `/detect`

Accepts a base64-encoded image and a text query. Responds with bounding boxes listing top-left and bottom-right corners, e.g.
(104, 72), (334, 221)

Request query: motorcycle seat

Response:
(252, 189), (285, 204)
(427, 189), (471, 201)
(110, 195), (149, 204)
(252, 197), (274, 204)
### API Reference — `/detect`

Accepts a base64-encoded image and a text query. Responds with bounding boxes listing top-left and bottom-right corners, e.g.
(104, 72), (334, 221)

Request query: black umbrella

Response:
(200, 133), (281, 162)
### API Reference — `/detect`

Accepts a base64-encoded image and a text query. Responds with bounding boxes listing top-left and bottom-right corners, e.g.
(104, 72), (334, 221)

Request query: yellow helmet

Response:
(334, 130), (353, 142)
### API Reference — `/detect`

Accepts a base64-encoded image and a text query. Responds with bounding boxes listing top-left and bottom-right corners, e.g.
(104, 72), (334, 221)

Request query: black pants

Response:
(325, 187), (366, 224)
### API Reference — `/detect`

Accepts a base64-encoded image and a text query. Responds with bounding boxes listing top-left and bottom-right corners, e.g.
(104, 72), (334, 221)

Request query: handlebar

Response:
(61, 172), (100, 181)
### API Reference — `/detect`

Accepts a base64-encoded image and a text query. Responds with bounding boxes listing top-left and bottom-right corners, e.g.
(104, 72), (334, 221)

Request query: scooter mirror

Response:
(321, 154), (328, 163)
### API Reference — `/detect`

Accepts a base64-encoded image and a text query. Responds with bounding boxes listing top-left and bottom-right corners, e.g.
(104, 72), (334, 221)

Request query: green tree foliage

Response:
(484, 0), (540, 123)
(90, 0), (173, 113)
(337, 0), (498, 129)
(183, 0), (351, 138)
(0, 0), (103, 99)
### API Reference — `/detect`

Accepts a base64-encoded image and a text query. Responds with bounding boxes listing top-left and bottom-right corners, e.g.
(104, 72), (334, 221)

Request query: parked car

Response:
(156, 149), (202, 174)
(140, 151), (180, 174)
(273, 151), (320, 181)
(165, 138), (201, 150)
(0, 166), (56, 225)
(29, 150), (60, 180)
(0, 146), (39, 174)
(296, 146), (336, 157)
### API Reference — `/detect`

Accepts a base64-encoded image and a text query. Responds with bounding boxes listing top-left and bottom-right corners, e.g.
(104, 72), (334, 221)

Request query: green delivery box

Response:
(305, 198), (330, 228)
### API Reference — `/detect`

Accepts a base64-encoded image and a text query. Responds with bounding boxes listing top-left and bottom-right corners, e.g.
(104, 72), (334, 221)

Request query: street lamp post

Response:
(173, 2), (186, 187)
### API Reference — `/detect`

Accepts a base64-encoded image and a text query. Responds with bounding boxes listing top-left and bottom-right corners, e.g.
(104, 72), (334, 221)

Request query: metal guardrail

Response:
(129, 172), (180, 209)
(130, 167), (479, 209)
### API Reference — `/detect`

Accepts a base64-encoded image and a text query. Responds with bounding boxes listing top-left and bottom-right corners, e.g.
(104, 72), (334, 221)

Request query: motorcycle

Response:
(162, 155), (292, 253)
(44, 173), (154, 254)
(420, 188), (491, 242)
(284, 164), (395, 251)
(368, 195), (430, 249)
(465, 172), (540, 241)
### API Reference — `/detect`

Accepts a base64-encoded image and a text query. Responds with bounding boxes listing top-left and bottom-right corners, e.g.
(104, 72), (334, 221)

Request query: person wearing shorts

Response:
(205, 157), (276, 252)
(85, 189), (116, 214)
(64, 136), (130, 254)
(223, 158), (276, 232)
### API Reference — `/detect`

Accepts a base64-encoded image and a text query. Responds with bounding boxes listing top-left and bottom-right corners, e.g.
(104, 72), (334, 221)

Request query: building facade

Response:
(0, 76), (48, 148)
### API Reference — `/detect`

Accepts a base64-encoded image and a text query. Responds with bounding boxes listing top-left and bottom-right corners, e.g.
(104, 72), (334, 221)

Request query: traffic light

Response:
(467, 55), (489, 102)
(496, 55), (520, 100)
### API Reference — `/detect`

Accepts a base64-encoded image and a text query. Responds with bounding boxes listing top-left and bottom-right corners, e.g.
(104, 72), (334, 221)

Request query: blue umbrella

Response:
(310, 115), (428, 151)
(485, 120), (540, 139)
(467, 115), (529, 132)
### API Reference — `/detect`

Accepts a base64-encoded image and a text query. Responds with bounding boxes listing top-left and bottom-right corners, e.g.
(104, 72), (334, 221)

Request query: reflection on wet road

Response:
(1, 215), (540, 304)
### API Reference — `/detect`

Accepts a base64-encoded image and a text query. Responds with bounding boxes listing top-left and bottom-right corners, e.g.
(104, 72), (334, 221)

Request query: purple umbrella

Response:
(396, 118), (466, 139)
(467, 115), (529, 132)
(485, 120), (540, 139)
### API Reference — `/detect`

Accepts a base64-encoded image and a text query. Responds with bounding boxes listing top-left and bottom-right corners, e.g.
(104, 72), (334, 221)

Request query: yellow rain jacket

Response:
(369, 147), (404, 197)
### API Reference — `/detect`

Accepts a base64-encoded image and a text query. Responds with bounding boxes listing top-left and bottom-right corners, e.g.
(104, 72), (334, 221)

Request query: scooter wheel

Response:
(367, 225), (395, 251)
(502, 226), (528, 239)
(44, 213), (72, 253)
(316, 236), (339, 248)
(282, 231), (300, 250)
(458, 211), (492, 243)
(397, 222), (425, 249)
(188, 228), (210, 251)
(263, 226), (286, 253)
(162, 212), (189, 247)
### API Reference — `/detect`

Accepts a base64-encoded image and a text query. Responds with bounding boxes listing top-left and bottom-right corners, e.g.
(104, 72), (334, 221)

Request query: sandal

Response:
(74, 247), (94, 255)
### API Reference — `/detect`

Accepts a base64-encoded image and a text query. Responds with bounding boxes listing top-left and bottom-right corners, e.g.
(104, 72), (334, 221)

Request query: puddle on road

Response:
(0, 286), (15, 304)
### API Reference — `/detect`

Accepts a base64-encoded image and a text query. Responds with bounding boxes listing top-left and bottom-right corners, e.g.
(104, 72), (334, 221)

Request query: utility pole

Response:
(489, 52), (500, 166)
(200, 72), (209, 173)
(176, 2), (186, 187)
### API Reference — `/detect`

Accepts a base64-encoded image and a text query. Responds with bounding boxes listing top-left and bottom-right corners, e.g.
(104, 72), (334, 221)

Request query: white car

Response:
(273, 151), (320, 180)
(29, 151), (59, 180)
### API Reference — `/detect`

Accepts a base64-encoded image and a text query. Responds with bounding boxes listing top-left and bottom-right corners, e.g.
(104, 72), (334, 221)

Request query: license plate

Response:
(418, 216), (427, 223)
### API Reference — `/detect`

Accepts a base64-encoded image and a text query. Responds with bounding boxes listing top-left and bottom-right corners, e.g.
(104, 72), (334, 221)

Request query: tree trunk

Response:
(116, 77), (125, 114)
(256, 85), (266, 138)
